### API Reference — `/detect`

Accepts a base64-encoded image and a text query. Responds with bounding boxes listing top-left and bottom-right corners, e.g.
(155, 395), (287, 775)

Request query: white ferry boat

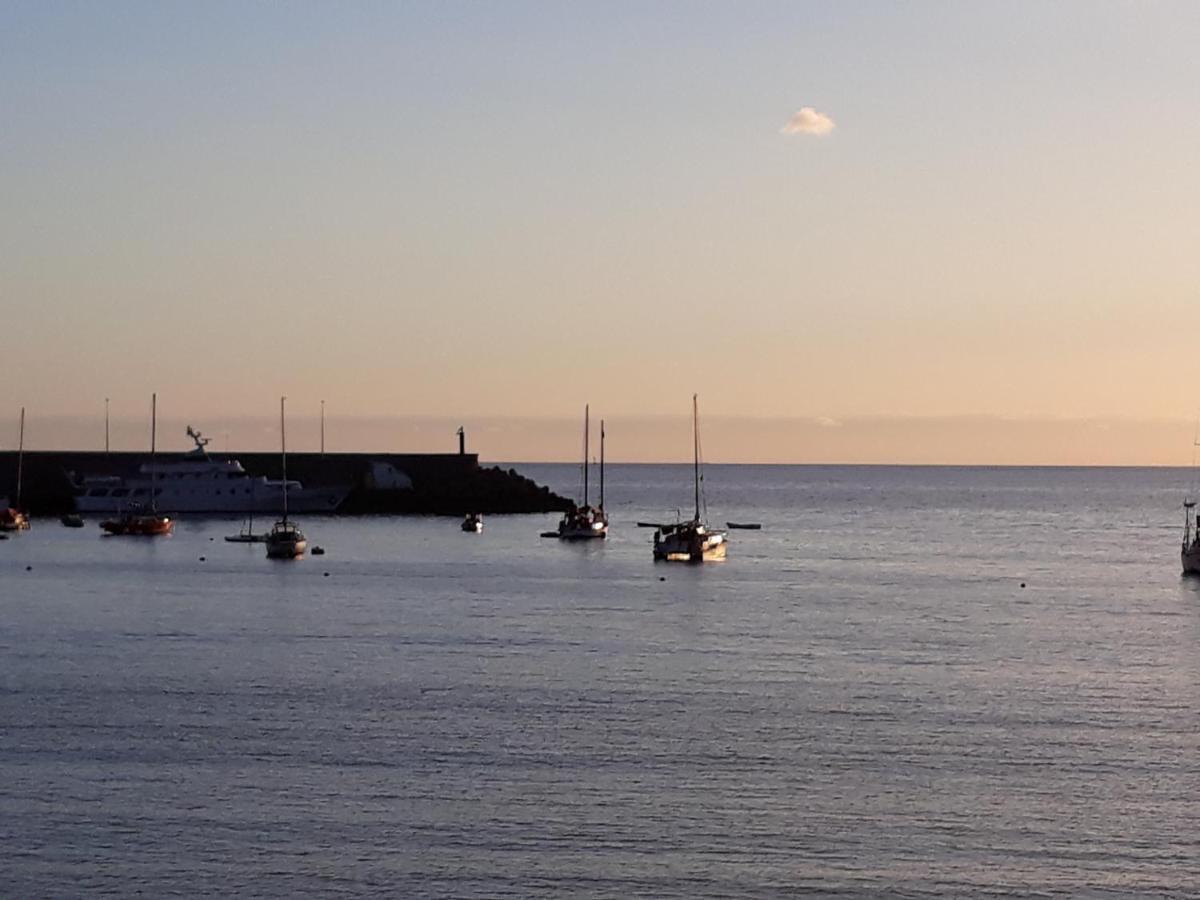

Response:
(75, 427), (349, 514)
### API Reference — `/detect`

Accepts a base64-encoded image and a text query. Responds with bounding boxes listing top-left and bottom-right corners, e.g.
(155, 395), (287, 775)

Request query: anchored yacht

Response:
(75, 426), (348, 514)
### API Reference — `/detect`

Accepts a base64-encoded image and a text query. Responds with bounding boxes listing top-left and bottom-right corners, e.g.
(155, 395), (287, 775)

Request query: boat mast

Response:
(583, 404), (589, 508)
(599, 418), (605, 510)
(15, 406), (25, 510)
(149, 394), (159, 513)
(693, 394), (700, 521)
(280, 396), (288, 523)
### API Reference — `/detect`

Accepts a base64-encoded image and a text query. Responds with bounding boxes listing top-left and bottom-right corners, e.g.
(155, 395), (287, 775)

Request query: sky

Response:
(3, 2), (1200, 462)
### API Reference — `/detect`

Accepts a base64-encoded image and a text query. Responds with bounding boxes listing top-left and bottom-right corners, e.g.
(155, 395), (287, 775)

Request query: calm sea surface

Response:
(2, 465), (1199, 898)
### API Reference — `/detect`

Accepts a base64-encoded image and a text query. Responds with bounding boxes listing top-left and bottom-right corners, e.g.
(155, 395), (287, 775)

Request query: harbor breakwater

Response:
(0, 451), (570, 515)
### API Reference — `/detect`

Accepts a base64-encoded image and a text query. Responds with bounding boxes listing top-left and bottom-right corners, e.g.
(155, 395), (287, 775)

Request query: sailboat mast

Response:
(693, 394), (700, 521)
(150, 394), (158, 513)
(280, 396), (288, 523)
(599, 419), (605, 510)
(583, 404), (589, 507)
(16, 407), (25, 510)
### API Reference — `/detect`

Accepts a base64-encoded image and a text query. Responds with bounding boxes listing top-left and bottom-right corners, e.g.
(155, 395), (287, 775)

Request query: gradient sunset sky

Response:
(4, 2), (1200, 461)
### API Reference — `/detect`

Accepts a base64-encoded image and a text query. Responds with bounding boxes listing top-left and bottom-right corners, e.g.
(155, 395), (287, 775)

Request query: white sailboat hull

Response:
(653, 523), (727, 562)
(1182, 541), (1200, 575)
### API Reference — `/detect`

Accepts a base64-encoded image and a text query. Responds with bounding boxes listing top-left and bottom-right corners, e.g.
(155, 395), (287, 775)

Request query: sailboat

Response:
(557, 405), (608, 540)
(265, 397), (307, 559)
(0, 407), (31, 532)
(225, 477), (268, 542)
(652, 395), (727, 562)
(1180, 421), (1200, 574)
(1182, 501), (1200, 574)
(100, 395), (174, 536)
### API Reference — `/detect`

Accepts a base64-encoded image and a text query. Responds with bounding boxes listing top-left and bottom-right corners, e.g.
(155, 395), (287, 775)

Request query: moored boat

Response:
(225, 476), (267, 542)
(652, 395), (728, 563)
(100, 506), (174, 536)
(265, 397), (306, 560)
(1182, 500), (1200, 574)
(101, 394), (173, 537)
(0, 507), (30, 532)
(75, 425), (347, 514)
(265, 519), (307, 558)
(462, 513), (483, 533)
(1, 408), (31, 533)
(557, 406), (608, 540)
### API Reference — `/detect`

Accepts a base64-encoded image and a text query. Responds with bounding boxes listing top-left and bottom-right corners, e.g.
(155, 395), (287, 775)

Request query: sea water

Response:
(2, 465), (1198, 897)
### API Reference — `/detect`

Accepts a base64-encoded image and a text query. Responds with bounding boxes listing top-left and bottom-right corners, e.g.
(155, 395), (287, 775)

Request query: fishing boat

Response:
(461, 513), (483, 533)
(265, 397), (307, 559)
(101, 394), (174, 537)
(653, 395), (727, 562)
(557, 406), (608, 540)
(0, 408), (31, 533)
(60, 514), (85, 528)
(76, 425), (347, 514)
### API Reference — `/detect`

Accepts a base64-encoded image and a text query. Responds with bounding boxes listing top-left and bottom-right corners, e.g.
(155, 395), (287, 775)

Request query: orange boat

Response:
(1, 407), (31, 532)
(100, 508), (174, 536)
(0, 507), (30, 532)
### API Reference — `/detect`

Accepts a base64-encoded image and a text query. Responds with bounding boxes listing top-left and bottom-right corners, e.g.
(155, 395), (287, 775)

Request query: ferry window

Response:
(132, 489), (146, 496)
(112, 488), (129, 497)
(154, 488), (163, 496)
(88, 488), (110, 497)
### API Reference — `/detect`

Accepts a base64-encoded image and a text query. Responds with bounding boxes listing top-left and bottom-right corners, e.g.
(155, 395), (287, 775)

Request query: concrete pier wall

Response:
(0, 451), (569, 515)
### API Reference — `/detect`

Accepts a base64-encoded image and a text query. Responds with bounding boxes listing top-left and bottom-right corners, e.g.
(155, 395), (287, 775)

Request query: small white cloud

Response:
(781, 107), (835, 137)
(814, 416), (842, 428)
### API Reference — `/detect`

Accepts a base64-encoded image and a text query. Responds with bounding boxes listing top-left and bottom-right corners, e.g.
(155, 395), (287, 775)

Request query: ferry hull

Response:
(76, 487), (346, 515)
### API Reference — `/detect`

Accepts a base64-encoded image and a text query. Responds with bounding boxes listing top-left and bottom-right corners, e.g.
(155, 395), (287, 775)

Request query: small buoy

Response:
(323, 572), (330, 577)
(312, 546), (326, 556)
(1020, 582), (1026, 589)
(659, 576), (666, 582)
(208, 537), (214, 542)
(26, 565), (32, 571)
(199, 556), (206, 562)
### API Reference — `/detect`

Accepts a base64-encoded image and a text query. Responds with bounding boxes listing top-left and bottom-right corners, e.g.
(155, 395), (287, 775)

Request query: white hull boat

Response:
(557, 406), (608, 540)
(265, 520), (307, 558)
(653, 521), (727, 562)
(652, 395), (727, 563)
(74, 426), (347, 514)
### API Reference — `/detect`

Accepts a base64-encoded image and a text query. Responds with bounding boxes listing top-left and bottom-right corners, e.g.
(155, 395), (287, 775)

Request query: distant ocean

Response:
(2, 465), (1198, 897)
